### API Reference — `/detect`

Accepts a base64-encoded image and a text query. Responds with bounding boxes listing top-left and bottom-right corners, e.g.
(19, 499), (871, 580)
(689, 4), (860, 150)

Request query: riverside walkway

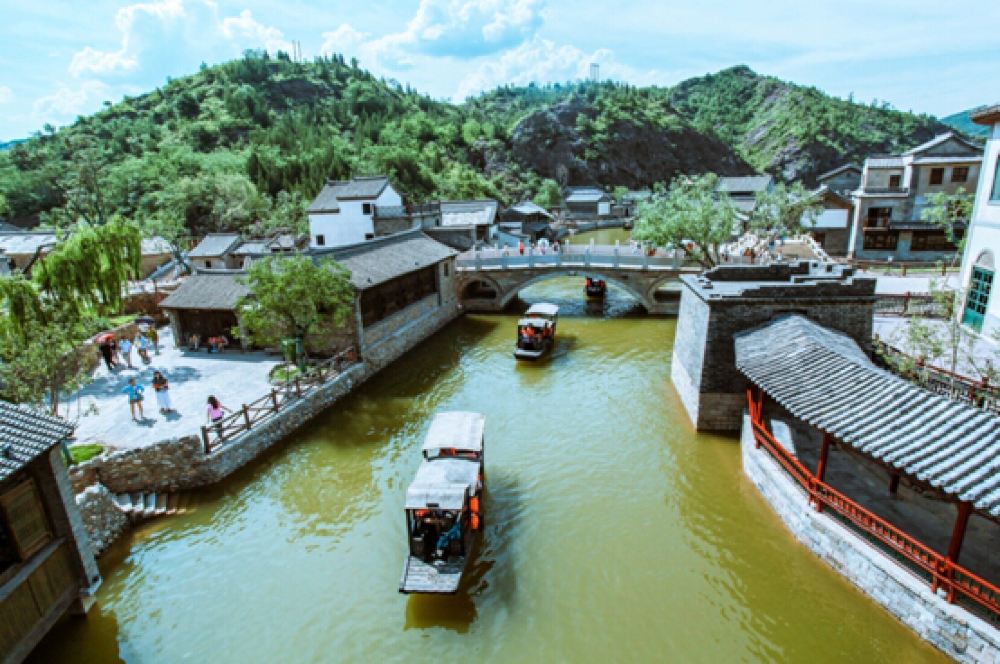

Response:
(455, 244), (700, 313)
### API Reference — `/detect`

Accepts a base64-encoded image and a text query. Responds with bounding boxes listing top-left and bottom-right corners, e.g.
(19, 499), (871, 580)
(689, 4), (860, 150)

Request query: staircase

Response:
(112, 491), (194, 521)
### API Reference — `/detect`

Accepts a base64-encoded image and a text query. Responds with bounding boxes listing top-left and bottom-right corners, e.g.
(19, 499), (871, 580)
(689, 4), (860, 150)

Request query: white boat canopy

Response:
(405, 458), (480, 510)
(526, 303), (559, 318)
(421, 411), (485, 454)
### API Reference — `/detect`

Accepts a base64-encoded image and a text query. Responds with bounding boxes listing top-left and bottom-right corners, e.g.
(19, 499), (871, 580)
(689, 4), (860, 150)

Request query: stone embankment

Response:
(72, 297), (461, 554)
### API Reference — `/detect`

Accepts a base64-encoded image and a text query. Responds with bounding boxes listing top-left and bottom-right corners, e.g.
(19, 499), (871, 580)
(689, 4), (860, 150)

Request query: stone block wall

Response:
(75, 484), (129, 555)
(740, 413), (1000, 663)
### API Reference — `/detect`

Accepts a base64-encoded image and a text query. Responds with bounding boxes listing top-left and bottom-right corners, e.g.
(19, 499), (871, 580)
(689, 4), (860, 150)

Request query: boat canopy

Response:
(517, 318), (553, 328)
(526, 303), (559, 318)
(421, 411), (485, 454)
(405, 458), (480, 510)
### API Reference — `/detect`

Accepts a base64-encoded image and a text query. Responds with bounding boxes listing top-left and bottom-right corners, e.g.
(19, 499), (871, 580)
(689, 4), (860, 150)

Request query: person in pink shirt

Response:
(206, 395), (232, 428)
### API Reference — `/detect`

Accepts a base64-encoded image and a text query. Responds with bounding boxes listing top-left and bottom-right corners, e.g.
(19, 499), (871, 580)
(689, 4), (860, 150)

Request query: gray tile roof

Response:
(159, 272), (251, 310)
(0, 232), (58, 255)
(0, 401), (73, 482)
(716, 175), (773, 194)
(971, 103), (1000, 126)
(308, 176), (392, 213)
(816, 164), (861, 181)
(903, 132), (981, 156)
(506, 201), (554, 219)
(440, 200), (498, 227)
(188, 234), (242, 258)
(735, 315), (1000, 517)
(866, 157), (905, 168)
(313, 230), (456, 289)
(564, 187), (610, 203)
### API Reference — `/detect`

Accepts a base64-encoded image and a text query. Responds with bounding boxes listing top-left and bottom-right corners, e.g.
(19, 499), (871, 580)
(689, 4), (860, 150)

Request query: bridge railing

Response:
(456, 245), (684, 271)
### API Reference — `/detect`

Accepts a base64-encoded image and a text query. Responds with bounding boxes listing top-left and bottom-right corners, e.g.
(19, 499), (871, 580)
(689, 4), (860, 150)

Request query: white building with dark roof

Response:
(563, 186), (611, 216)
(308, 176), (403, 249)
(958, 105), (1000, 335)
(847, 132), (983, 261)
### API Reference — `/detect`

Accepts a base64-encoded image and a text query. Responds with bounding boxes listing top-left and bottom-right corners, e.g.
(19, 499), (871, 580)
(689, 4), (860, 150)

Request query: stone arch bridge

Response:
(455, 246), (700, 314)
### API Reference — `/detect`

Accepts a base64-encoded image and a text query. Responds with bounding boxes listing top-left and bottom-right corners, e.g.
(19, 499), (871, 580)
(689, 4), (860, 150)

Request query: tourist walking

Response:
(152, 370), (174, 414)
(206, 395), (232, 428)
(122, 377), (145, 422)
(136, 333), (152, 364)
(119, 336), (133, 368)
(98, 337), (116, 371)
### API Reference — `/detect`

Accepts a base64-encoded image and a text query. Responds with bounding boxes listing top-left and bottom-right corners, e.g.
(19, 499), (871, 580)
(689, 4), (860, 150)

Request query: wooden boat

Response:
(399, 411), (485, 594)
(514, 303), (559, 360)
(584, 277), (607, 299)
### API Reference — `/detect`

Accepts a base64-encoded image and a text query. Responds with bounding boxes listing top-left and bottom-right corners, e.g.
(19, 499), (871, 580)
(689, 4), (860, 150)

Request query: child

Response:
(122, 377), (145, 421)
(119, 336), (134, 369)
(206, 395), (232, 428)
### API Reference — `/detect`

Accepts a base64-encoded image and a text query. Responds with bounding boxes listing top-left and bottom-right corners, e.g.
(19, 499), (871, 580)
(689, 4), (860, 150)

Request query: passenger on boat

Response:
(435, 517), (462, 558)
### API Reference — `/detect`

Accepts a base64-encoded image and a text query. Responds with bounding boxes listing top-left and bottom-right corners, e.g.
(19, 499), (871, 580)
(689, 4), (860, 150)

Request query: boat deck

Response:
(399, 555), (466, 594)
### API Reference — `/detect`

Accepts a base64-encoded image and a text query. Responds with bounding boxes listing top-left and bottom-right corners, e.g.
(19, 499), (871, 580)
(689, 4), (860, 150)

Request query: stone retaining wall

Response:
(75, 483), (130, 555)
(70, 297), (462, 550)
(741, 413), (1000, 663)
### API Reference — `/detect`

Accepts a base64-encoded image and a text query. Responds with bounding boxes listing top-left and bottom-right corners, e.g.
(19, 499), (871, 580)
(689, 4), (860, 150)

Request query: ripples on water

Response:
(31, 277), (946, 663)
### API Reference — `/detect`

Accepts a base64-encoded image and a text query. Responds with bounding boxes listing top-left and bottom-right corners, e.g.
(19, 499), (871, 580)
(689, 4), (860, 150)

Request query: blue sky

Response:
(1, 0), (998, 141)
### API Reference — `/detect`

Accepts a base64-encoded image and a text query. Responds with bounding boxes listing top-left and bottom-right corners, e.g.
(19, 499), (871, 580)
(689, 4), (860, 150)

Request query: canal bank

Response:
(32, 278), (947, 663)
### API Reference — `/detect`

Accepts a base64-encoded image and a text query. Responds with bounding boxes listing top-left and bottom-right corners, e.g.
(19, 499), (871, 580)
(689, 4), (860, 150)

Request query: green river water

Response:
(32, 275), (945, 663)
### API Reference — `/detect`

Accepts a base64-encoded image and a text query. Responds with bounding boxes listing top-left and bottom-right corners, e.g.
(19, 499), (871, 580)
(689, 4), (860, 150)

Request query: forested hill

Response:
(665, 66), (949, 181)
(0, 53), (948, 235)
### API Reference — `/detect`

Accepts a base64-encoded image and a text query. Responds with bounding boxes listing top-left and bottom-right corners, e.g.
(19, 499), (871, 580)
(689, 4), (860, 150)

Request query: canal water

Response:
(33, 278), (945, 663)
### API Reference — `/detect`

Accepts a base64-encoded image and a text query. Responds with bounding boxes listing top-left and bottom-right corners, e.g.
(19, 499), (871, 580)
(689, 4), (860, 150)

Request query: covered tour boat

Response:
(584, 277), (607, 299)
(514, 303), (559, 360)
(399, 411), (485, 594)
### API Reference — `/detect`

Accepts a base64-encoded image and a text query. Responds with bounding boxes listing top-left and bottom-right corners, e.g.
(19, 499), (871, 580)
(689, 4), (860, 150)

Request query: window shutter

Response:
(0, 480), (53, 560)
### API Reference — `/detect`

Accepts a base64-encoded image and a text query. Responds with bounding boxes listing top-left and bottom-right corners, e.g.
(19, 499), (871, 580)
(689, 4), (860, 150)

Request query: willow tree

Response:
(237, 255), (354, 365)
(750, 182), (824, 236)
(0, 275), (91, 415)
(32, 218), (143, 315)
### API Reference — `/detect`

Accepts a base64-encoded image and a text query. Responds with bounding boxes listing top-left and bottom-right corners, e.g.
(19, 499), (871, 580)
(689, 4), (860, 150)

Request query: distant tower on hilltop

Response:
(589, 63), (599, 82)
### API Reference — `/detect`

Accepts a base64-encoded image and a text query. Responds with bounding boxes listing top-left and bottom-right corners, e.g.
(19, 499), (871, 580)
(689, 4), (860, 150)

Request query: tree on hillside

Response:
(32, 218), (143, 316)
(750, 182), (823, 236)
(632, 174), (738, 269)
(921, 187), (973, 260)
(0, 275), (91, 416)
(237, 255), (355, 365)
(533, 179), (563, 210)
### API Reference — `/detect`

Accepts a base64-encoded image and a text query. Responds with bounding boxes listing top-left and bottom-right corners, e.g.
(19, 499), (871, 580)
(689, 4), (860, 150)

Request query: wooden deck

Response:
(399, 555), (466, 594)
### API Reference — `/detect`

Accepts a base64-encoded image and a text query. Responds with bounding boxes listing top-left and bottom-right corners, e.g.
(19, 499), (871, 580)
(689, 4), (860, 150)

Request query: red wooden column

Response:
(942, 501), (973, 601)
(811, 432), (832, 512)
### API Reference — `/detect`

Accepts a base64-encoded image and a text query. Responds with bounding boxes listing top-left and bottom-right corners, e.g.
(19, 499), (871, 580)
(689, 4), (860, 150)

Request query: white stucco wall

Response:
(960, 122), (1000, 335)
(309, 185), (403, 248)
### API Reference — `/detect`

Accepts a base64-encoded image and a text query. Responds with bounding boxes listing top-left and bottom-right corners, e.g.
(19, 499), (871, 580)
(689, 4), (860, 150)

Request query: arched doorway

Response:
(963, 250), (994, 331)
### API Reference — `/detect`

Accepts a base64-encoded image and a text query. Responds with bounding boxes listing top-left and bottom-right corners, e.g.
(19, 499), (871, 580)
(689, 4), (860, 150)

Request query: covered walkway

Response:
(735, 315), (1000, 621)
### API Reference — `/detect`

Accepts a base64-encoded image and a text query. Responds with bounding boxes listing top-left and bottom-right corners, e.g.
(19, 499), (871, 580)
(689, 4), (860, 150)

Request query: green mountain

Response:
(0, 54), (951, 235)
(940, 109), (990, 138)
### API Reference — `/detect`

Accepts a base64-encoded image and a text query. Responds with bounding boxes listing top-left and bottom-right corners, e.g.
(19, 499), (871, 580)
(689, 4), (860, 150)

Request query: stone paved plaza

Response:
(68, 327), (281, 450)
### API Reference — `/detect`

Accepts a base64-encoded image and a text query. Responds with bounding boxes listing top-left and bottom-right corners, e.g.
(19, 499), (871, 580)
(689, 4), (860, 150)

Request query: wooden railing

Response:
(873, 339), (1000, 415)
(746, 390), (1000, 622)
(201, 348), (357, 453)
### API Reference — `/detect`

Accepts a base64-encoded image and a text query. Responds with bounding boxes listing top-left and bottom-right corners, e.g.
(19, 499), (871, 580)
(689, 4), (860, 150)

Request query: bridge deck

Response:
(457, 245), (696, 272)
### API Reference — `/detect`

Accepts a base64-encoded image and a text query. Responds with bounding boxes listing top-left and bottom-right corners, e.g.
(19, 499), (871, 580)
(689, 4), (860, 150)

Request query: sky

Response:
(1, 0), (999, 141)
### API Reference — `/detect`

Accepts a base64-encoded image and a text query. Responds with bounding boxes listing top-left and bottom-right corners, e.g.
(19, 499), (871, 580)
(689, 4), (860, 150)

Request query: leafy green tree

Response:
(32, 218), (143, 315)
(632, 174), (737, 269)
(921, 187), (973, 259)
(533, 179), (562, 209)
(750, 182), (823, 235)
(612, 185), (629, 205)
(237, 256), (354, 364)
(0, 276), (91, 415)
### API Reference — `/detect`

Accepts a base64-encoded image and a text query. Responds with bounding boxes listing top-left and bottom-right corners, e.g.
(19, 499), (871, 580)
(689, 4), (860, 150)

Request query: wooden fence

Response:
(200, 348), (357, 453)
(873, 339), (999, 415)
(747, 390), (1000, 623)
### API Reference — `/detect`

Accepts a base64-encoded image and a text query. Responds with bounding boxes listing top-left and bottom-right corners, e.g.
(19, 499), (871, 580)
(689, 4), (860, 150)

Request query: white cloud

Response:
(68, 0), (293, 79)
(221, 9), (293, 54)
(0, 86), (11, 104)
(452, 37), (659, 100)
(32, 80), (112, 118)
(320, 24), (371, 58)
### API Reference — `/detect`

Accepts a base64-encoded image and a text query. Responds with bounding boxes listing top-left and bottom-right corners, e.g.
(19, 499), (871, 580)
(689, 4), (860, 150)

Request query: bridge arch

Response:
(498, 270), (653, 311)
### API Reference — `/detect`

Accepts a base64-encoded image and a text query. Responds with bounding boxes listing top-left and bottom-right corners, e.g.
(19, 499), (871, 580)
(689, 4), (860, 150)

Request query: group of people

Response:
(518, 323), (552, 349)
(187, 333), (230, 353)
(120, 371), (232, 429)
(99, 329), (157, 371)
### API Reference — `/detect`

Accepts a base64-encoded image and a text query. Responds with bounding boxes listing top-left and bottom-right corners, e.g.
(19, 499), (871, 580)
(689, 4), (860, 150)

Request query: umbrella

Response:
(134, 316), (156, 326)
(96, 332), (115, 343)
